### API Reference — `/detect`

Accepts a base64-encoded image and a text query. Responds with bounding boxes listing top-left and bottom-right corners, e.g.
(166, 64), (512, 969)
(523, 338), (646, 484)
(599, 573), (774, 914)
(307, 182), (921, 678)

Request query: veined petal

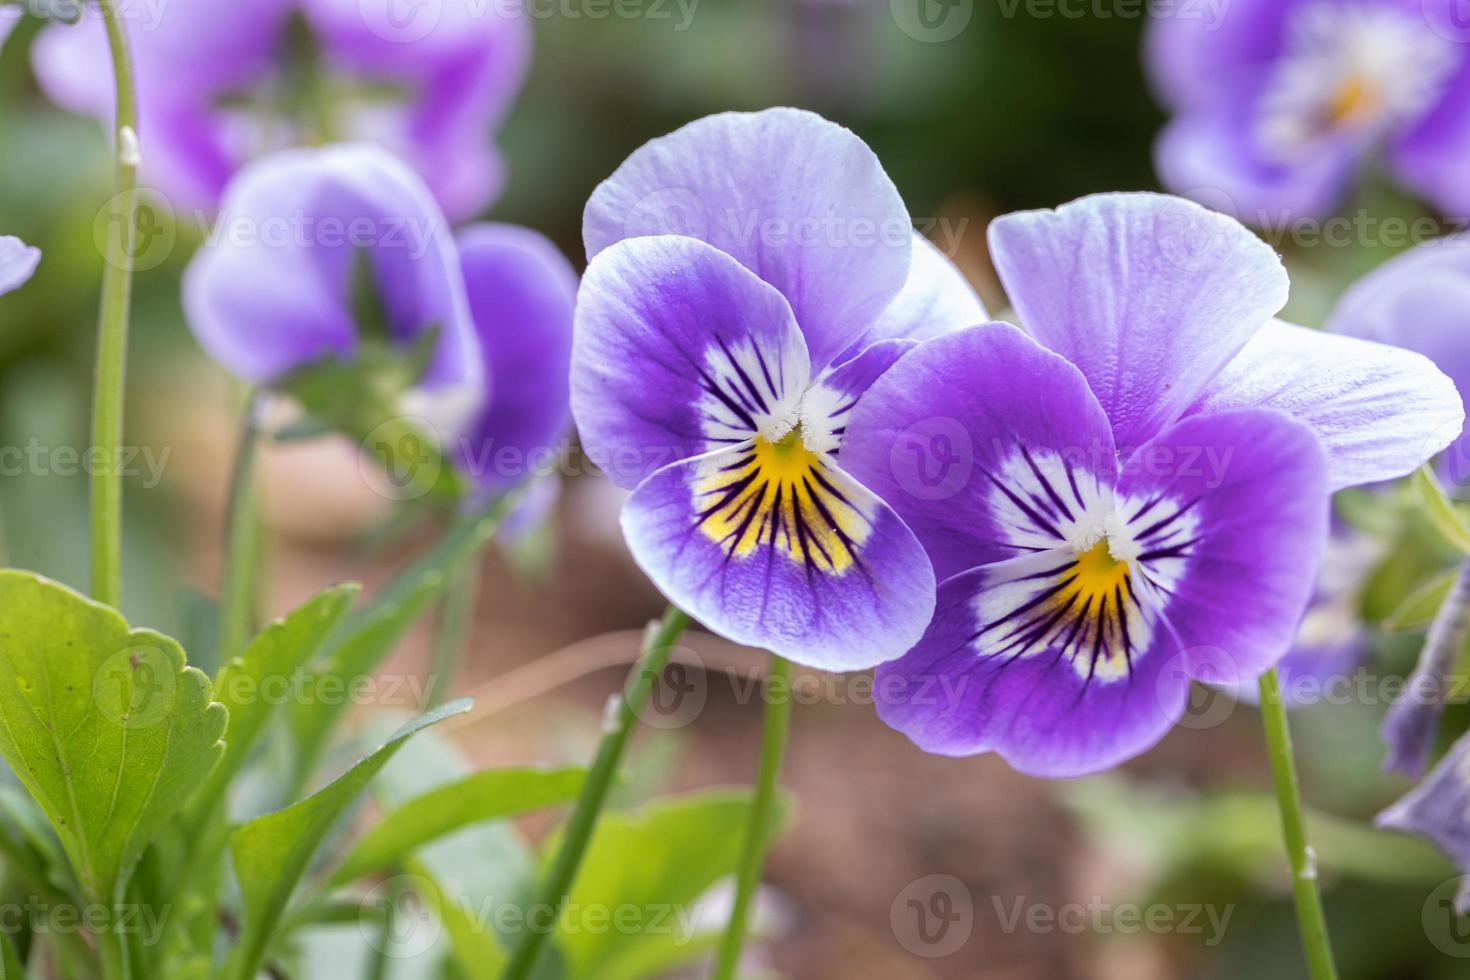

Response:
(1376, 730), (1470, 915)
(840, 323), (1117, 582)
(621, 444), (934, 671)
(840, 234), (986, 359)
(453, 223), (578, 493)
(988, 192), (1289, 452)
(1190, 320), (1463, 491)
(1116, 409), (1329, 682)
(0, 237), (40, 296)
(571, 236), (810, 490)
(874, 560), (1192, 777)
(583, 108), (911, 370)
(800, 339), (915, 456)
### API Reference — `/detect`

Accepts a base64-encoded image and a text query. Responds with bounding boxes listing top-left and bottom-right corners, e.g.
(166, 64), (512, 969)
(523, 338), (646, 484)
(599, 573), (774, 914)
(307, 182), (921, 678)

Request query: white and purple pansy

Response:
(840, 192), (1463, 778)
(0, 237), (40, 298)
(571, 108), (986, 672)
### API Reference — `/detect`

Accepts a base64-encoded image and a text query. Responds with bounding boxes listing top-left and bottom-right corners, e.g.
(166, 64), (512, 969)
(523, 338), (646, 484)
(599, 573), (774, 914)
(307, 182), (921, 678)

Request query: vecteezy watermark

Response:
(890, 0), (975, 43)
(994, 0), (1228, 29)
(216, 669), (433, 710)
(1422, 877), (1470, 958)
(354, 0), (701, 45)
(0, 440), (172, 489)
(94, 645), (178, 730)
(992, 895), (1235, 945)
(22, 0), (170, 31)
(891, 875), (974, 957)
(360, 877), (703, 958)
(0, 899), (172, 947)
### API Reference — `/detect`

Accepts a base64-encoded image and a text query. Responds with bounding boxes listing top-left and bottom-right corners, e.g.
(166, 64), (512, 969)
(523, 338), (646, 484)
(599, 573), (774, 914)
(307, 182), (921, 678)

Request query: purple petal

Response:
(453, 223), (578, 493)
(1327, 235), (1470, 492)
(988, 193), (1289, 453)
(182, 143), (477, 391)
(1391, 55), (1470, 217)
(1377, 729), (1470, 915)
(840, 233), (986, 359)
(570, 235), (811, 491)
(0, 10), (18, 49)
(621, 445), (935, 671)
(840, 323), (1117, 582)
(0, 237), (40, 296)
(874, 562), (1194, 777)
(1142, 0), (1293, 111)
(1381, 560), (1470, 778)
(1116, 409), (1329, 682)
(1190, 320), (1464, 491)
(800, 339), (915, 456)
(583, 108), (911, 370)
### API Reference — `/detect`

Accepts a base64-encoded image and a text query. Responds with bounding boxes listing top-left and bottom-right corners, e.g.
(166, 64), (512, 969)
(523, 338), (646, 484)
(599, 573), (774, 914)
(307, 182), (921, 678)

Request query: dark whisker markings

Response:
(983, 470), (1066, 541)
(714, 334), (773, 417)
(1134, 496), (1201, 543)
(1020, 444), (1077, 523)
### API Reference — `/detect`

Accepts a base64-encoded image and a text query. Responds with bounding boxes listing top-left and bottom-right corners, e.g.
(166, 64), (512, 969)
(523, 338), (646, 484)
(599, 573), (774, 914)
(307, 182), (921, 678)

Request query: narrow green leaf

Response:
(289, 494), (516, 782)
(0, 570), (227, 903)
(195, 583), (360, 818)
(331, 766), (586, 885)
(223, 698), (472, 980)
(553, 790), (789, 980)
(1415, 466), (1470, 555)
(0, 933), (22, 978)
(1384, 569), (1457, 632)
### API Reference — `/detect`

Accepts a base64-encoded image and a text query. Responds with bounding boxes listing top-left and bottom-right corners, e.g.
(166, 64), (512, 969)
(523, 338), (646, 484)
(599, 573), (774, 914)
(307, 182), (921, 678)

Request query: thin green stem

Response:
(219, 390), (265, 662)
(90, 0), (140, 611)
(712, 654), (793, 980)
(423, 563), (479, 708)
(499, 605), (691, 980)
(1258, 667), (1338, 980)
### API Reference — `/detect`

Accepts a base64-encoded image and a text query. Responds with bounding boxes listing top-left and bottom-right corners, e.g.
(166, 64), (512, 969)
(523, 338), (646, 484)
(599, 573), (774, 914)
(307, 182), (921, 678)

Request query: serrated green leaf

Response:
(195, 583), (360, 819)
(553, 791), (788, 980)
(1385, 569), (1457, 632)
(1415, 466), (1470, 554)
(331, 766), (585, 885)
(0, 570), (227, 903)
(223, 698), (472, 980)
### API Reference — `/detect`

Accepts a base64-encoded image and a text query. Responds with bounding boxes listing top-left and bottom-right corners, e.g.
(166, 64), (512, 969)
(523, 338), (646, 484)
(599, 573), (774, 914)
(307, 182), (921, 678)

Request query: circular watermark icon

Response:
(632, 645), (708, 731)
(1157, 646), (1240, 732)
(888, 416), (974, 502)
(1424, 0), (1470, 44)
(622, 187), (710, 241)
(890, 0), (974, 43)
(890, 874), (974, 958)
(93, 645), (176, 730)
(358, 417), (445, 501)
(1153, 190), (1238, 272)
(358, 0), (444, 43)
(93, 188), (177, 273)
(361, 875), (442, 958)
(1422, 877), (1470, 957)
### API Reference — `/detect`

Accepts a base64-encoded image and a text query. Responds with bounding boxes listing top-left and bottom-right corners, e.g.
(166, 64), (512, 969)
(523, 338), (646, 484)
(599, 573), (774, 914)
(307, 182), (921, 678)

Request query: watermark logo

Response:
(359, 418), (444, 501)
(889, 416), (974, 502)
(1423, 877), (1470, 957)
(94, 645), (176, 730)
(891, 874), (974, 957)
(633, 646), (708, 731)
(891, 0), (974, 42)
(94, 189), (177, 273)
(361, 876), (443, 957)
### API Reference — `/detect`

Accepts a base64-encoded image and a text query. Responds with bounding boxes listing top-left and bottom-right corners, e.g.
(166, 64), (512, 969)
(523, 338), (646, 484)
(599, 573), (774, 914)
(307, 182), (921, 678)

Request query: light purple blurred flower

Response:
(1146, 0), (1470, 221)
(0, 237), (40, 296)
(572, 108), (986, 671)
(1377, 730), (1470, 913)
(33, 0), (529, 220)
(841, 192), (1461, 777)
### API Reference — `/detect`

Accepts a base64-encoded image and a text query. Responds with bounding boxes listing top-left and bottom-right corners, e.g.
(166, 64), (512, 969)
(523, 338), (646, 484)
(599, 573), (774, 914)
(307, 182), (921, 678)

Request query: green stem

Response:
(90, 0), (140, 611)
(423, 563), (479, 709)
(499, 605), (692, 980)
(1258, 667), (1338, 980)
(219, 390), (264, 662)
(712, 654), (793, 980)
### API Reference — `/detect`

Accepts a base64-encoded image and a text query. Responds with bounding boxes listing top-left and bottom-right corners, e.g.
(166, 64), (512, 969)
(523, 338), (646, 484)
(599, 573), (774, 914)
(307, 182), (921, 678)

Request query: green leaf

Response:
(0, 570), (227, 903)
(195, 583), (360, 819)
(288, 495), (516, 783)
(1384, 569), (1457, 632)
(1415, 466), (1470, 555)
(0, 933), (22, 979)
(223, 698), (472, 980)
(331, 766), (586, 885)
(554, 790), (788, 980)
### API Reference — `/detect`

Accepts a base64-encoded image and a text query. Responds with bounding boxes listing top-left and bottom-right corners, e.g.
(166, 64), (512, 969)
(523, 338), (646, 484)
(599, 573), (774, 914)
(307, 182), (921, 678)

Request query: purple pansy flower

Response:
(183, 142), (480, 415)
(839, 192), (1462, 777)
(0, 237), (40, 296)
(571, 108), (986, 671)
(34, 0), (528, 220)
(1146, 0), (1470, 221)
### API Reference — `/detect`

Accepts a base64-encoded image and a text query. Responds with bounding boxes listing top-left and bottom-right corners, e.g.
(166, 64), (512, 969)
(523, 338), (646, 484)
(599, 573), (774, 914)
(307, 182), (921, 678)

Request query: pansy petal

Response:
(1116, 409), (1329, 681)
(874, 561), (1193, 777)
(583, 108), (910, 370)
(621, 445), (934, 671)
(800, 339), (915, 456)
(989, 193), (1289, 452)
(453, 223), (578, 493)
(571, 235), (810, 491)
(1142, 0), (1293, 111)
(843, 234), (986, 358)
(1376, 730), (1470, 915)
(182, 144), (476, 388)
(1190, 320), (1463, 491)
(840, 323), (1116, 582)
(1391, 57), (1470, 219)
(0, 237), (40, 296)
